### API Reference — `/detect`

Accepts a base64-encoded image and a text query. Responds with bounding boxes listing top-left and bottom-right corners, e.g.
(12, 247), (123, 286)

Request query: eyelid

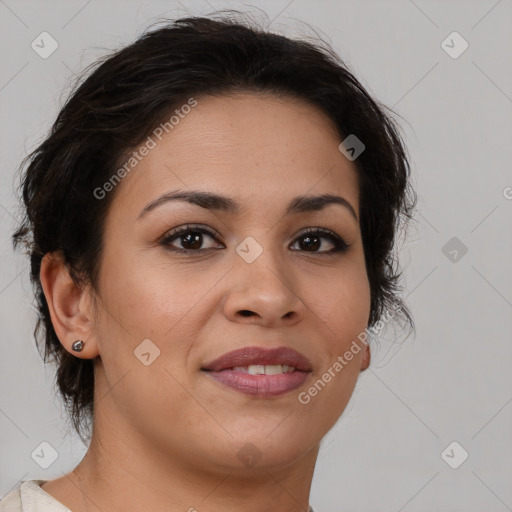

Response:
(162, 223), (222, 239)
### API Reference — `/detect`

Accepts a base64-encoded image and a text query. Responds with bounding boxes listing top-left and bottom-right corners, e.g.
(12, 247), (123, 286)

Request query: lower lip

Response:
(203, 369), (310, 397)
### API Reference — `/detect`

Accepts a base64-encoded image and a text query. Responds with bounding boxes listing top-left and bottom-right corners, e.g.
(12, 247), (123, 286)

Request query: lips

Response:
(201, 346), (312, 397)
(201, 346), (313, 373)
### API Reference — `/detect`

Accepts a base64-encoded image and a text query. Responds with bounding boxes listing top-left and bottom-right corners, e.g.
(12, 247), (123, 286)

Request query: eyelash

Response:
(159, 223), (349, 255)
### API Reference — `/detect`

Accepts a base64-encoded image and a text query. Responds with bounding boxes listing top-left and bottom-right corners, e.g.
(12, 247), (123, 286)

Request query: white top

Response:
(0, 480), (70, 511)
(0, 480), (317, 511)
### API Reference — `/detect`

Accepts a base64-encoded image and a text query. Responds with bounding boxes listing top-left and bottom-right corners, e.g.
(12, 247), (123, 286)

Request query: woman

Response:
(2, 12), (415, 512)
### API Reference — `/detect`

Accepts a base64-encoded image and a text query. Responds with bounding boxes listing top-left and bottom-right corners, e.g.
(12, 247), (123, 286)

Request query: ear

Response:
(40, 251), (99, 359)
(360, 340), (371, 371)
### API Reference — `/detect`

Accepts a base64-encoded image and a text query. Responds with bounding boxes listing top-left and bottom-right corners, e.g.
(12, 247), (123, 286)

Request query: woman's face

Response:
(88, 92), (371, 472)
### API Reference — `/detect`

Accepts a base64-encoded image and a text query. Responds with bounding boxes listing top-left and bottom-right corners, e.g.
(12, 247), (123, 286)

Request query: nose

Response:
(222, 245), (305, 328)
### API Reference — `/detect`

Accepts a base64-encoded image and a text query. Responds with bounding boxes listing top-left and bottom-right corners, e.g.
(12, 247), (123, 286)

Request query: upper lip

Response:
(202, 346), (313, 372)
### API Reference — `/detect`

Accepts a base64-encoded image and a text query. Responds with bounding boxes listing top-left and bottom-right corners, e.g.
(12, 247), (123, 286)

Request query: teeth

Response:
(262, 364), (282, 375)
(248, 364), (266, 375)
(231, 364), (296, 375)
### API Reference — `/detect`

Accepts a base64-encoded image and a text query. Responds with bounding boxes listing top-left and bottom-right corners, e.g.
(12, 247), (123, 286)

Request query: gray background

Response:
(1, 1), (511, 511)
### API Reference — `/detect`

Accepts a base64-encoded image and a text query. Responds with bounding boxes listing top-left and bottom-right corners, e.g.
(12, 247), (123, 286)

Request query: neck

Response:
(66, 414), (318, 512)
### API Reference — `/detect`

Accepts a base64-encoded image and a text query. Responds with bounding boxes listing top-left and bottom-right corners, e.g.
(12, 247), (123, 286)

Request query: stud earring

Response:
(71, 340), (85, 352)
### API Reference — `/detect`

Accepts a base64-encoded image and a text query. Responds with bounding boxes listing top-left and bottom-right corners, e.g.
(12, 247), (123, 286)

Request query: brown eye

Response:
(290, 228), (349, 253)
(160, 225), (224, 253)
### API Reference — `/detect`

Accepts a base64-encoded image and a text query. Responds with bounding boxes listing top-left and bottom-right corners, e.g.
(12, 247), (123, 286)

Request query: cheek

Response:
(303, 277), (370, 422)
(325, 266), (370, 396)
(99, 252), (215, 338)
(91, 259), (204, 416)
(311, 264), (371, 342)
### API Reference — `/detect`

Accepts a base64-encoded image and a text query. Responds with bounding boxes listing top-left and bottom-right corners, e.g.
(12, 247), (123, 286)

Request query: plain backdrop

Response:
(1, 1), (511, 511)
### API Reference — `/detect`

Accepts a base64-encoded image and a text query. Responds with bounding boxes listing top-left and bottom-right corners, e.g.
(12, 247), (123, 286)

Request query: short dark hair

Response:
(12, 12), (416, 443)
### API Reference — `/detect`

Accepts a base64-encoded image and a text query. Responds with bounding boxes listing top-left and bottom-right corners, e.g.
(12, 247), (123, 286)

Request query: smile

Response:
(201, 345), (313, 397)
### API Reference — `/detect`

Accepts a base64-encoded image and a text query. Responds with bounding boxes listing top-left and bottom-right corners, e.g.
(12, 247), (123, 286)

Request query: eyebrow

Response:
(138, 190), (358, 222)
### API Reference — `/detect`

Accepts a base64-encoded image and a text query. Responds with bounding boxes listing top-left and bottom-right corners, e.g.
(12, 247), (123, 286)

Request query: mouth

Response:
(201, 346), (312, 397)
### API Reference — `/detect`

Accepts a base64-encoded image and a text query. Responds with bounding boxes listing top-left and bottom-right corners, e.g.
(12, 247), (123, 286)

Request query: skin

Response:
(39, 92), (371, 512)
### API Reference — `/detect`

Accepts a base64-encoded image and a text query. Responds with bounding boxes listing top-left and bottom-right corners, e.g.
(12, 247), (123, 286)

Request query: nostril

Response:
(239, 310), (254, 317)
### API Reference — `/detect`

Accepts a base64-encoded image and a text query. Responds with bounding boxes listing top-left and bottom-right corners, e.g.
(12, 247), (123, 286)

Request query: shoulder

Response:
(0, 480), (24, 512)
(0, 480), (70, 512)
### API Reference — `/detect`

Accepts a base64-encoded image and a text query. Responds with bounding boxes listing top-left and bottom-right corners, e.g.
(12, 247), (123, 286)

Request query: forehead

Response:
(110, 92), (360, 218)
